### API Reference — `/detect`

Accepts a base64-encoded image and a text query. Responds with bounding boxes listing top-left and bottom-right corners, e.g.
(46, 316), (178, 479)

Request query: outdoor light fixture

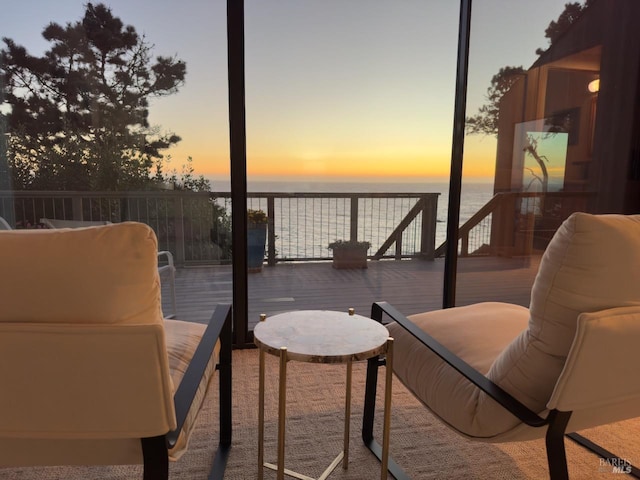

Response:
(588, 78), (600, 93)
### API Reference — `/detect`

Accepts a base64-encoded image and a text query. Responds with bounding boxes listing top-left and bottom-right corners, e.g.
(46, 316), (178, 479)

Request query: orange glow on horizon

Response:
(169, 134), (498, 182)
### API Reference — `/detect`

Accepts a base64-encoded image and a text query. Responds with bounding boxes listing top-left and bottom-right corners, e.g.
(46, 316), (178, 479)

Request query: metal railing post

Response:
(420, 195), (438, 260)
(461, 235), (469, 256)
(395, 237), (402, 260)
(174, 196), (186, 266)
(120, 197), (130, 222)
(267, 196), (276, 266)
(71, 196), (83, 221)
(350, 196), (358, 242)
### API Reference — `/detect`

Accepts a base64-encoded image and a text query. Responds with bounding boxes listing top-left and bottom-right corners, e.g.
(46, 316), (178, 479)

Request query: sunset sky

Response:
(1, 0), (572, 185)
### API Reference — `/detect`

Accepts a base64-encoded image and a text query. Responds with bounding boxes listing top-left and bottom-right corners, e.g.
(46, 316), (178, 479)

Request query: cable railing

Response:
(2, 189), (596, 265)
(246, 192), (439, 263)
(0, 190), (439, 266)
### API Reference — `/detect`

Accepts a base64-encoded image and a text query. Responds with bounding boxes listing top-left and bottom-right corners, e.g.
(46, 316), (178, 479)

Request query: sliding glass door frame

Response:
(443, 0), (472, 309)
(227, 0), (250, 346)
(226, 1), (471, 343)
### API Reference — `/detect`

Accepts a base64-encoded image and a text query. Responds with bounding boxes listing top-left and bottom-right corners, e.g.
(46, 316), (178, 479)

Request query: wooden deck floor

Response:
(162, 255), (541, 330)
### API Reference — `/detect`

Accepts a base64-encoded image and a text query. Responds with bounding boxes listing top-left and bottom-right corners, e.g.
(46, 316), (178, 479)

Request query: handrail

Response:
(434, 191), (595, 258)
(434, 193), (503, 257)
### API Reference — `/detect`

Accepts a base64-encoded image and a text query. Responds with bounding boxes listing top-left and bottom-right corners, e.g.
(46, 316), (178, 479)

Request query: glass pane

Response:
(244, 1), (460, 330)
(0, 2), (231, 321)
(458, 0), (640, 305)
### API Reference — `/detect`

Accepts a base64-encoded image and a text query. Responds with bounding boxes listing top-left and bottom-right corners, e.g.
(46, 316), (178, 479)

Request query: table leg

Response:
(258, 348), (265, 480)
(381, 338), (394, 480)
(344, 360), (352, 469)
(277, 346), (288, 480)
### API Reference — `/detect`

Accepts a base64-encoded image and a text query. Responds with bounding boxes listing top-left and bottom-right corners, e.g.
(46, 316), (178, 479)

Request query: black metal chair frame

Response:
(362, 301), (639, 480)
(140, 303), (233, 480)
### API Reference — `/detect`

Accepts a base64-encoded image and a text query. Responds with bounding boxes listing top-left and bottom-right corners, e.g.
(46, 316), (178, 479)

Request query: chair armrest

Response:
(166, 303), (232, 447)
(157, 251), (175, 274)
(372, 301), (547, 427)
(547, 306), (640, 411)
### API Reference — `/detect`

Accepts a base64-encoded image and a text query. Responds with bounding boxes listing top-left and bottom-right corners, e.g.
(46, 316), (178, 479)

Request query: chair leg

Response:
(218, 312), (233, 446)
(545, 410), (571, 480)
(362, 356), (379, 444)
(209, 446), (232, 480)
(141, 436), (169, 480)
(209, 306), (233, 480)
(361, 355), (411, 480)
(567, 433), (640, 478)
(364, 303), (384, 445)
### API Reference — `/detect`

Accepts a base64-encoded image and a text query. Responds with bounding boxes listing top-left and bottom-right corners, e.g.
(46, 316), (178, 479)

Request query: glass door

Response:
(241, 1), (461, 335)
(454, 0), (640, 305)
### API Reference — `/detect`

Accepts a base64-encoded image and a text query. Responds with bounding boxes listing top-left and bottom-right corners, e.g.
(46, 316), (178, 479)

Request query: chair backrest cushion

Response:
(0, 222), (162, 325)
(488, 213), (640, 412)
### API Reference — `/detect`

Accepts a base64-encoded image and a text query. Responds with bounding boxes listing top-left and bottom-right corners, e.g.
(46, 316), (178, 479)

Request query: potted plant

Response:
(247, 209), (268, 272)
(328, 239), (371, 269)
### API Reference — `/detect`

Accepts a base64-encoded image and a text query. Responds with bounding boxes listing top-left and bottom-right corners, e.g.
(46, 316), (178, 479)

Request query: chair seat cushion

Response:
(388, 302), (530, 439)
(165, 318), (220, 461)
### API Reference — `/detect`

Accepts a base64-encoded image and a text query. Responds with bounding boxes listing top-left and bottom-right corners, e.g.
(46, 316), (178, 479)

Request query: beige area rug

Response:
(2, 349), (639, 480)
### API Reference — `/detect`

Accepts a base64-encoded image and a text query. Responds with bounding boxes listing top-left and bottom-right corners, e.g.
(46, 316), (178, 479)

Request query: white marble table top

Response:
(253, 310), (390, 363)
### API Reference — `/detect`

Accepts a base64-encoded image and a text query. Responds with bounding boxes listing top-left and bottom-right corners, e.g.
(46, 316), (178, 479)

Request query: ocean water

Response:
(237, 179), (494, 259)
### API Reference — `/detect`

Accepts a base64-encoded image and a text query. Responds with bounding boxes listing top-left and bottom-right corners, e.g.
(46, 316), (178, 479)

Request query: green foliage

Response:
(467, 1), (592, 138)
(153, 155), (211, 192)
(0, 2), (191, 191)
(466, 66), (526, 137)
(247, 209), (268, 224)
(328, 239), (371, 250)
(535, 1), (593, 55)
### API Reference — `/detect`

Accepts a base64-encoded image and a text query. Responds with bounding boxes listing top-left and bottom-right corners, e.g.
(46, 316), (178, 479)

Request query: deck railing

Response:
(246, 192), (439, 263)
(2, 189), (596, 265)
(0, 190), (439, 266)
(435, 190), (595, 257)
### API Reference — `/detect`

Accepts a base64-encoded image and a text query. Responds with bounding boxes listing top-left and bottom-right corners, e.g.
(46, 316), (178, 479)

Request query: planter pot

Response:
(331, 246), (368, 269)
(247, 223), (267, 272)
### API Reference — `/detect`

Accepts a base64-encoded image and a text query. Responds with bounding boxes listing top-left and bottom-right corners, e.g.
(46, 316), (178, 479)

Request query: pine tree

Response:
(466, 1), (592, 137)
(1, 3), (187, 190)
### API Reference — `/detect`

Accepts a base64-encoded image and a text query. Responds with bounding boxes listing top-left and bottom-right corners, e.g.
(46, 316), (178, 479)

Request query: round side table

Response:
(254, 309), (393, 480)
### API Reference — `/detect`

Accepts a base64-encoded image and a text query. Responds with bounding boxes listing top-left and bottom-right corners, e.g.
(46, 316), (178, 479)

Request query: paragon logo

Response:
(599, 457), (632, 474)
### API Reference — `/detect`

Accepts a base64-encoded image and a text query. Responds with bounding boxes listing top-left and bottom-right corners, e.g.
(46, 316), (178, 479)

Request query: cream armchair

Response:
(364, 213), (640, 479)
(0, 222), (232, 479)
(40, 217), (178, 318)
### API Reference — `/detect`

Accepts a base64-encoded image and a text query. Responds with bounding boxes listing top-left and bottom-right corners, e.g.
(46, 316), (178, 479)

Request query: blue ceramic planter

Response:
(247, 223), (267, 272)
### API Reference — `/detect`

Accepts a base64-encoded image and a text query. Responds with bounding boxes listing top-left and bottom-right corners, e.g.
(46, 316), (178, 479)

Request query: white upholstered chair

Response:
(41, 217), (178, 318)
(0, 216), (11, 230)
(364, 212), (640, 479)
(0, 222), (232, 479)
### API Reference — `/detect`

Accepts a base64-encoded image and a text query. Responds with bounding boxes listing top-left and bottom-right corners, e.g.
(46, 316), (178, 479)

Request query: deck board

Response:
(161, 255), (541, 330)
